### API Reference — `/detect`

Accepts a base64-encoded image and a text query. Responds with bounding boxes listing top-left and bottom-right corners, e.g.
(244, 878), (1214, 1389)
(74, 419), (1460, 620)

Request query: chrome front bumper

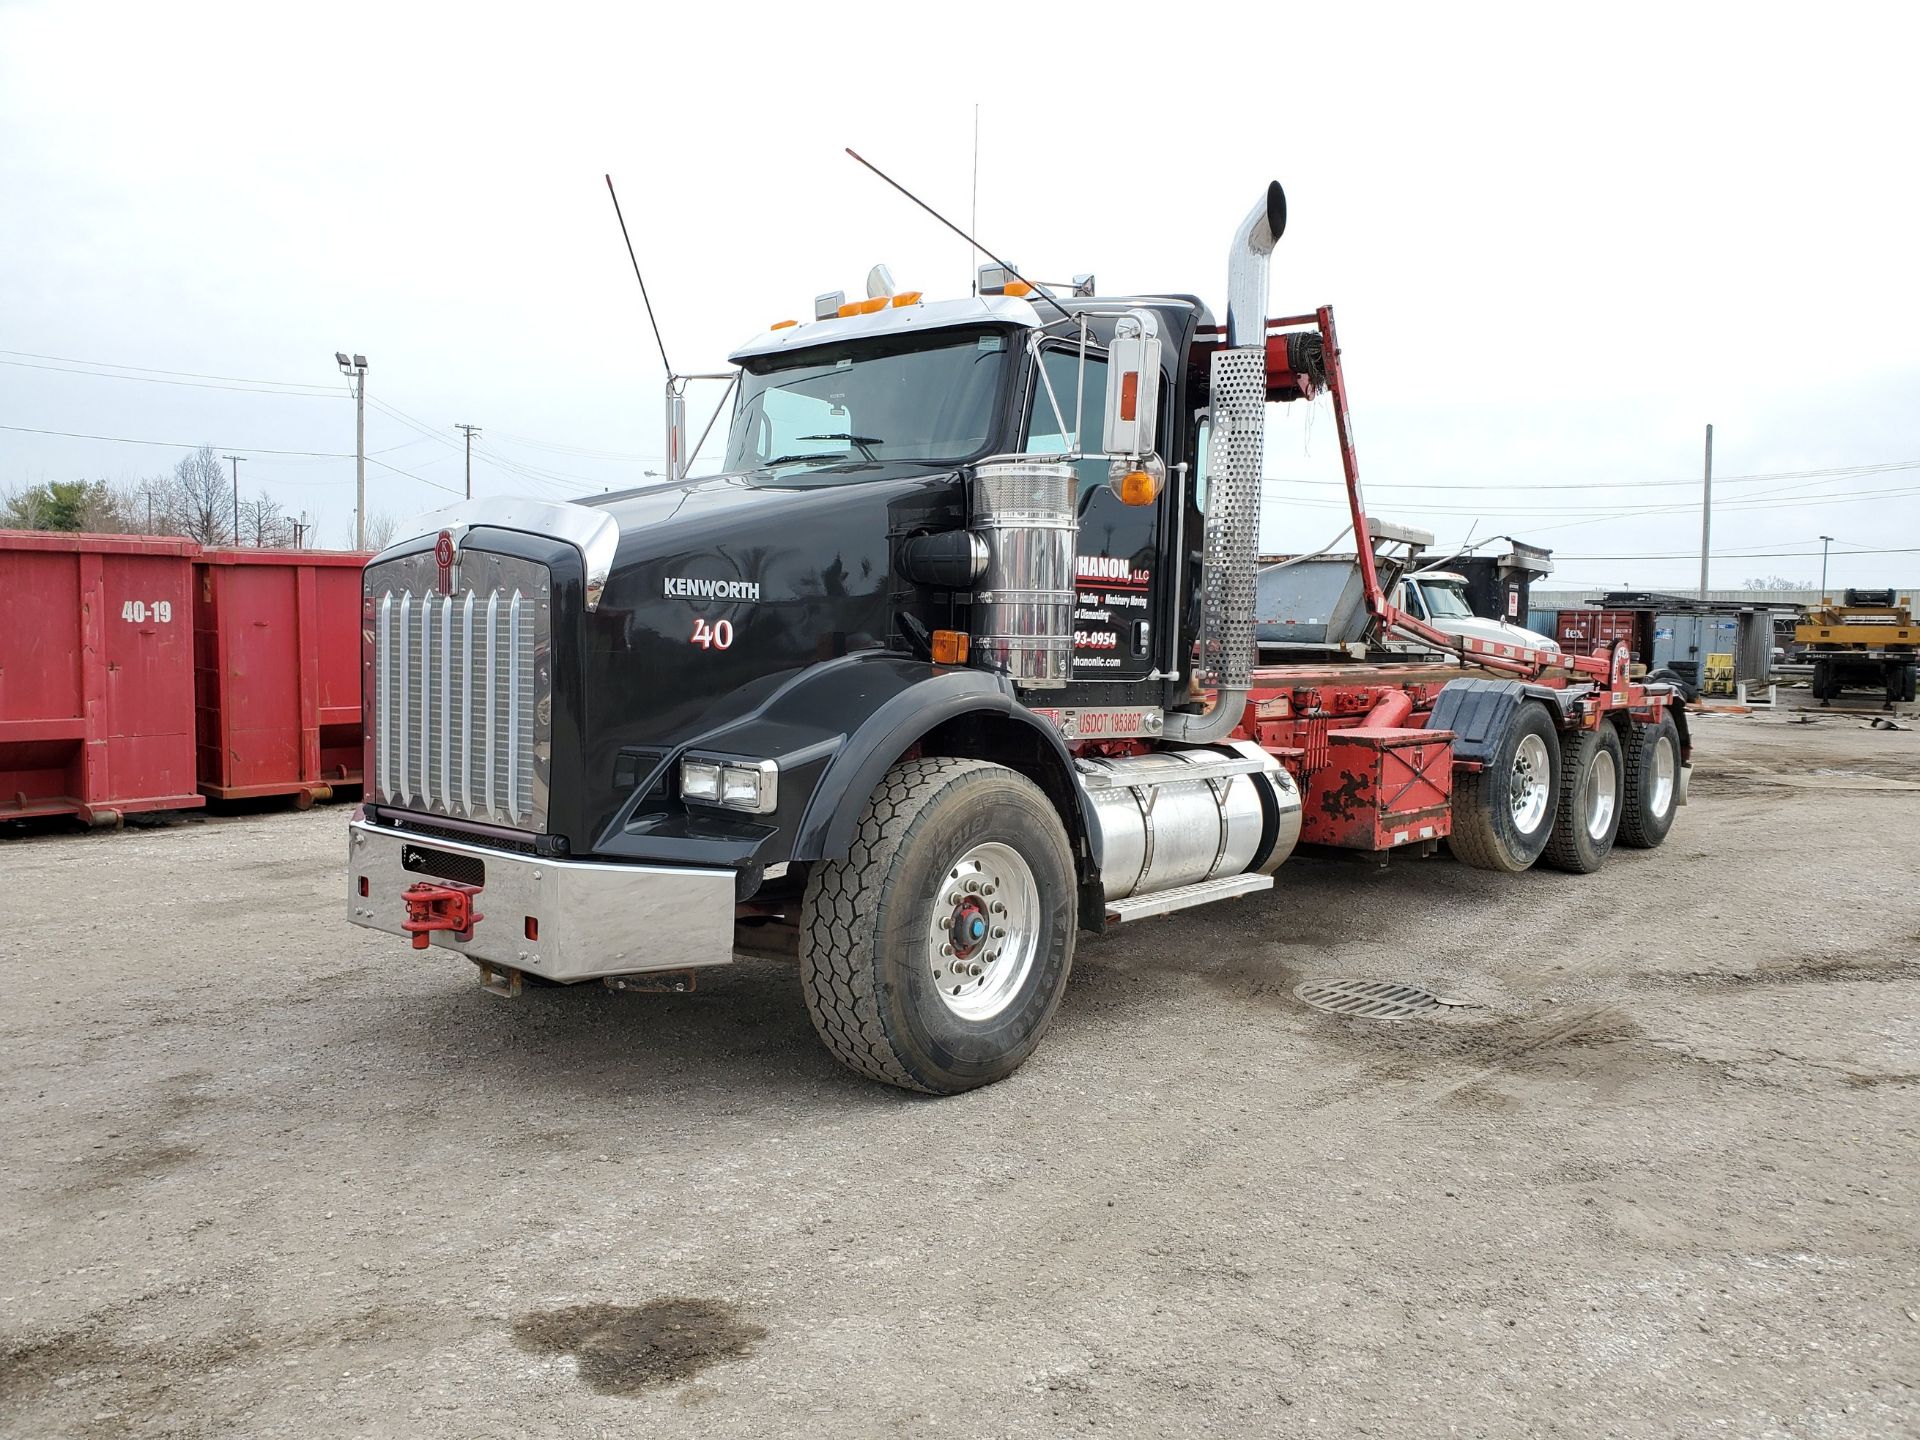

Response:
(345, 818), (736, 982)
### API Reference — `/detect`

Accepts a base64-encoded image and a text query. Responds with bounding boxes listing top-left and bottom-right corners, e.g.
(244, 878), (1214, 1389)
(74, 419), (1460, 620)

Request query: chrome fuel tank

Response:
(1078, 742), (1302, 901)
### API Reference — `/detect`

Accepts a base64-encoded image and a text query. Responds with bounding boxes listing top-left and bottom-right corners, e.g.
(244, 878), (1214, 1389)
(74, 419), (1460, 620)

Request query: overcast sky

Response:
(3, 1), (1916, 589)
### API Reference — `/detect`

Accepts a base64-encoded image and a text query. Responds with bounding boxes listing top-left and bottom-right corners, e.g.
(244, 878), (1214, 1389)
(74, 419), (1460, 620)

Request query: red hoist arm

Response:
(1286, 304), (1614, 685)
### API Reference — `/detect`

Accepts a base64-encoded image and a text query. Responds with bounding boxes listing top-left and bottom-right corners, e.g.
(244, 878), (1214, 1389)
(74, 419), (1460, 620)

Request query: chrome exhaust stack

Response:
(1164, 183), (1286, 745)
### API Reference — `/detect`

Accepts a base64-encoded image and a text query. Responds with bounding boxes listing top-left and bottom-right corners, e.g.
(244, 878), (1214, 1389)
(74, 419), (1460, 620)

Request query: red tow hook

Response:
(400, 881), (484, 949)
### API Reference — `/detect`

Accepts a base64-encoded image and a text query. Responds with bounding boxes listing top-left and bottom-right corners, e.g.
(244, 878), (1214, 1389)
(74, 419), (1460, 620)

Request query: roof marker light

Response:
(891, 291), (923, 308)
(770, 319), (799, 330)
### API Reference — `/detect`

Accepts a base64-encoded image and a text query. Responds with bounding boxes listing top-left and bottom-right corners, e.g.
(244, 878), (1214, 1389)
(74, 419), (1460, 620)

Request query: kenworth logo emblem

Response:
(664, 576), (761, 602)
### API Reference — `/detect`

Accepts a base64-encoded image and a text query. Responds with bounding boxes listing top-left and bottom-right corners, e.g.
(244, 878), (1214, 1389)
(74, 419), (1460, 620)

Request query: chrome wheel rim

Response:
(927, 842), (1040, 1022)
(1584, 747), (1619, 841)
(1510, 733), (1552, 835)
(1649, 735), (1676, 818)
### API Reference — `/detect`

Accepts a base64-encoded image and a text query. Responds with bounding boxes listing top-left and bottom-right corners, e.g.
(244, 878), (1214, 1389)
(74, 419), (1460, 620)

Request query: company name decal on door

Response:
(1073, 556), (1150, 669)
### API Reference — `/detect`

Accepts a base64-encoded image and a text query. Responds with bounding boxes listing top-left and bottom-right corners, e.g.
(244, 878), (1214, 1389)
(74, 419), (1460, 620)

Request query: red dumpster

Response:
(0, 531), (205, 825)
(193, 548), (369, 806)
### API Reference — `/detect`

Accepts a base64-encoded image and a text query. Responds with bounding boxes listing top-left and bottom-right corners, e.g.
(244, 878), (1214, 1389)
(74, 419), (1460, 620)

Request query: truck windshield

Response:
(724, 329), (1011, 480)
(1421, 581), (1475, 619)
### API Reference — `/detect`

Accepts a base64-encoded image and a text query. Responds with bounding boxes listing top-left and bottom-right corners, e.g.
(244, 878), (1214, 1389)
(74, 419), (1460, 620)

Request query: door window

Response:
(1024, 347), (1110, 499)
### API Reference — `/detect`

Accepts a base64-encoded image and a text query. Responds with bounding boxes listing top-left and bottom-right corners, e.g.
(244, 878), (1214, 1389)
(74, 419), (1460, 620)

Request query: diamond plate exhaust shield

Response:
(1198, 346), (1266, 692)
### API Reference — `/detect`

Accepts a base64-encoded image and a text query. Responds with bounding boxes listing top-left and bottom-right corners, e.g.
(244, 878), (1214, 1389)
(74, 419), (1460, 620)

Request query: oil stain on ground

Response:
(512, 1298), (765, 1396)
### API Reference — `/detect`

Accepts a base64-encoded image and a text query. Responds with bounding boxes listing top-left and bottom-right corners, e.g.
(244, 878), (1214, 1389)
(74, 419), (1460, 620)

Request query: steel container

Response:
(0, 531), (204, 825)
(969, 460), (1077, 689)
(193, 548), (369, 805)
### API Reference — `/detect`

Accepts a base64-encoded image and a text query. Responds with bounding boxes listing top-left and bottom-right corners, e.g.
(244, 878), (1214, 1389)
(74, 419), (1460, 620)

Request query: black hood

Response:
(570, 462), (967, 843)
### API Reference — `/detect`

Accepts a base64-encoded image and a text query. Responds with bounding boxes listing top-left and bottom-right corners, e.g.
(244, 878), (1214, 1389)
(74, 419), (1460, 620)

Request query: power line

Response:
(1262, 458), (1920, 494)
(0, 348), (342, 392)
(0, 357), (341, 397)
(487, 430), (654, 462)
(0, 422), (350, 456)
(6, 345), (651, 467)
(1540, 544), (1920, 561)
(0, 420), (460, 494)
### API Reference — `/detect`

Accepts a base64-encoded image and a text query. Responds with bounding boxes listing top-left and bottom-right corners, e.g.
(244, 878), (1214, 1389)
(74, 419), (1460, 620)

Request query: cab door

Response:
(1023, 345), (1161, 685)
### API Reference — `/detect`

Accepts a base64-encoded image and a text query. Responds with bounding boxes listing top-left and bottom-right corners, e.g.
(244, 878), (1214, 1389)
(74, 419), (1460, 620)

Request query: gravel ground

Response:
(3, 700), (1917, 1438)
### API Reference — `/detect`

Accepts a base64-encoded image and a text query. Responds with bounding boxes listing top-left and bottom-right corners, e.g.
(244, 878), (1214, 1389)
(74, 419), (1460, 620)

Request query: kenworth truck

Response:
(346, 182), (1690, 1093)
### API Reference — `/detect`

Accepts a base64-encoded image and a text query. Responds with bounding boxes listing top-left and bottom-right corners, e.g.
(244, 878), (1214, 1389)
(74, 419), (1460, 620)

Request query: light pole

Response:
(223, 454), (245, 544)
(1698, 423), (1713, 601)
(455, 423), (481, 499)
(1819, 535), (1834, 599)
(335, 352), (368, 548)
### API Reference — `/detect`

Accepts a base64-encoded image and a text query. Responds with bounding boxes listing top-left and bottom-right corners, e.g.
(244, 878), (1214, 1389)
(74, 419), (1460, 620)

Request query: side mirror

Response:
(1101, 309), (1162, 459)
(1102, 309), (1165, 506)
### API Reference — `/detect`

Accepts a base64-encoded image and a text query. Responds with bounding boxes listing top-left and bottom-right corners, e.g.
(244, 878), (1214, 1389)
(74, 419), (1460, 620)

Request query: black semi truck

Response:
(347, 183), (1686, 1093)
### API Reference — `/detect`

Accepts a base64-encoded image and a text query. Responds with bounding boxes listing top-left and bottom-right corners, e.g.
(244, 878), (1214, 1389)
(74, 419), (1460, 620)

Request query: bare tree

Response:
(361, 510), (398, 551)
(165, 446), (232, 544)
(131, 475), (174, 534)
(238, 489), (285, 547)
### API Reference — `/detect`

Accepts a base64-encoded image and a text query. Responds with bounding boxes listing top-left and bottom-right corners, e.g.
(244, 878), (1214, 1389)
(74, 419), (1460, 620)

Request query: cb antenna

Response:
(605, 173), (673, 377)
(844, 147), (1072, 323)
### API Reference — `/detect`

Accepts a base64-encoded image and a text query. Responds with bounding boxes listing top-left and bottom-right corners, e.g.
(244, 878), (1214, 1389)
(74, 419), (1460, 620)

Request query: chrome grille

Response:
(363, 548), (552, 833)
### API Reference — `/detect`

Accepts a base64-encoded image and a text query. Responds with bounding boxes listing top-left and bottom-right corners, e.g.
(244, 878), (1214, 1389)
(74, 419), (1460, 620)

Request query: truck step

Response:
(1076, 755), (1271, 790)
(1104, 872), (1274, 923)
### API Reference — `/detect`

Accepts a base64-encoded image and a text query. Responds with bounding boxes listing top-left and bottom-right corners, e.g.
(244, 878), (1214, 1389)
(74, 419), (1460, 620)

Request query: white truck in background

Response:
(1396, 570), (1559, 653)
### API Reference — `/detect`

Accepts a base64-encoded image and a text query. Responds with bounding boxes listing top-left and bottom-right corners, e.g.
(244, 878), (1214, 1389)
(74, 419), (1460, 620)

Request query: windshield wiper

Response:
(799, 432), (883, 461)
(755, 451), (854, 470)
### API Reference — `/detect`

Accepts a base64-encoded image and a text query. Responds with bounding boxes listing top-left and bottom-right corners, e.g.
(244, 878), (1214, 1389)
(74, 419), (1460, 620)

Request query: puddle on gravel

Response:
(511, 1298), (764, 1396)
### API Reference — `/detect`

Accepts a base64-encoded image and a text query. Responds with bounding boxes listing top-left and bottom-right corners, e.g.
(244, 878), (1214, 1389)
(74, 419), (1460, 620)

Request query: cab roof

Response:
(729, 295), (1042, 364)
(728, 292), (1211, 365)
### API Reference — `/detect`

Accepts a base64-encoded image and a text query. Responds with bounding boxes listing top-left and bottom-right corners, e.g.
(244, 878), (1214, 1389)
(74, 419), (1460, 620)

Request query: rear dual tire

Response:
(1449, 703), (1560, 873)
(1618, 712), (1680, 850)
(1540, 724), (1624, 873)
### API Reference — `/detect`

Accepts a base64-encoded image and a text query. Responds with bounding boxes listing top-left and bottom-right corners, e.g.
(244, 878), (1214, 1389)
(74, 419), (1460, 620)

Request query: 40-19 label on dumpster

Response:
(120, 600), (174, 624)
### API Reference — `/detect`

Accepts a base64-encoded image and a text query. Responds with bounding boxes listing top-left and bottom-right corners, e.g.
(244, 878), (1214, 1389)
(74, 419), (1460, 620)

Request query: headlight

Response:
(679, 756), (778, 814)
(680, 759), (722, 803)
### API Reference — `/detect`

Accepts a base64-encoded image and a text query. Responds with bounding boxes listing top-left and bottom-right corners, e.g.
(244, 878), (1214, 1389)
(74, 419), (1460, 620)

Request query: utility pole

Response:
(1819, 534), (1834, 599)
(455, 423), (482, 499)
(336, 352), (368, 548)
(223, 454), (245, 545)
(1698, 423), (1713, 601)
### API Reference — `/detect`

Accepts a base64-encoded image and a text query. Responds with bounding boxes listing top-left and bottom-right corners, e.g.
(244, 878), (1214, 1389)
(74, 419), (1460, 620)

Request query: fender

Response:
(786, 660), (1096, 864)
(1427, 677), (1567, 765)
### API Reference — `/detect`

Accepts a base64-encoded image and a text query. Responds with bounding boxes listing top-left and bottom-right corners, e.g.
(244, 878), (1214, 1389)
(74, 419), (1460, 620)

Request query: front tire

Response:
(799, 758), (1077, 1094)
(1449, 702), (1560, 873)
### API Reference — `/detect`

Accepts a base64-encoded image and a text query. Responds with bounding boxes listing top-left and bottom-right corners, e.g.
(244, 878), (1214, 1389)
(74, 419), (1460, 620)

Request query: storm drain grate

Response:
(1294, 978), (1442, 1020)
